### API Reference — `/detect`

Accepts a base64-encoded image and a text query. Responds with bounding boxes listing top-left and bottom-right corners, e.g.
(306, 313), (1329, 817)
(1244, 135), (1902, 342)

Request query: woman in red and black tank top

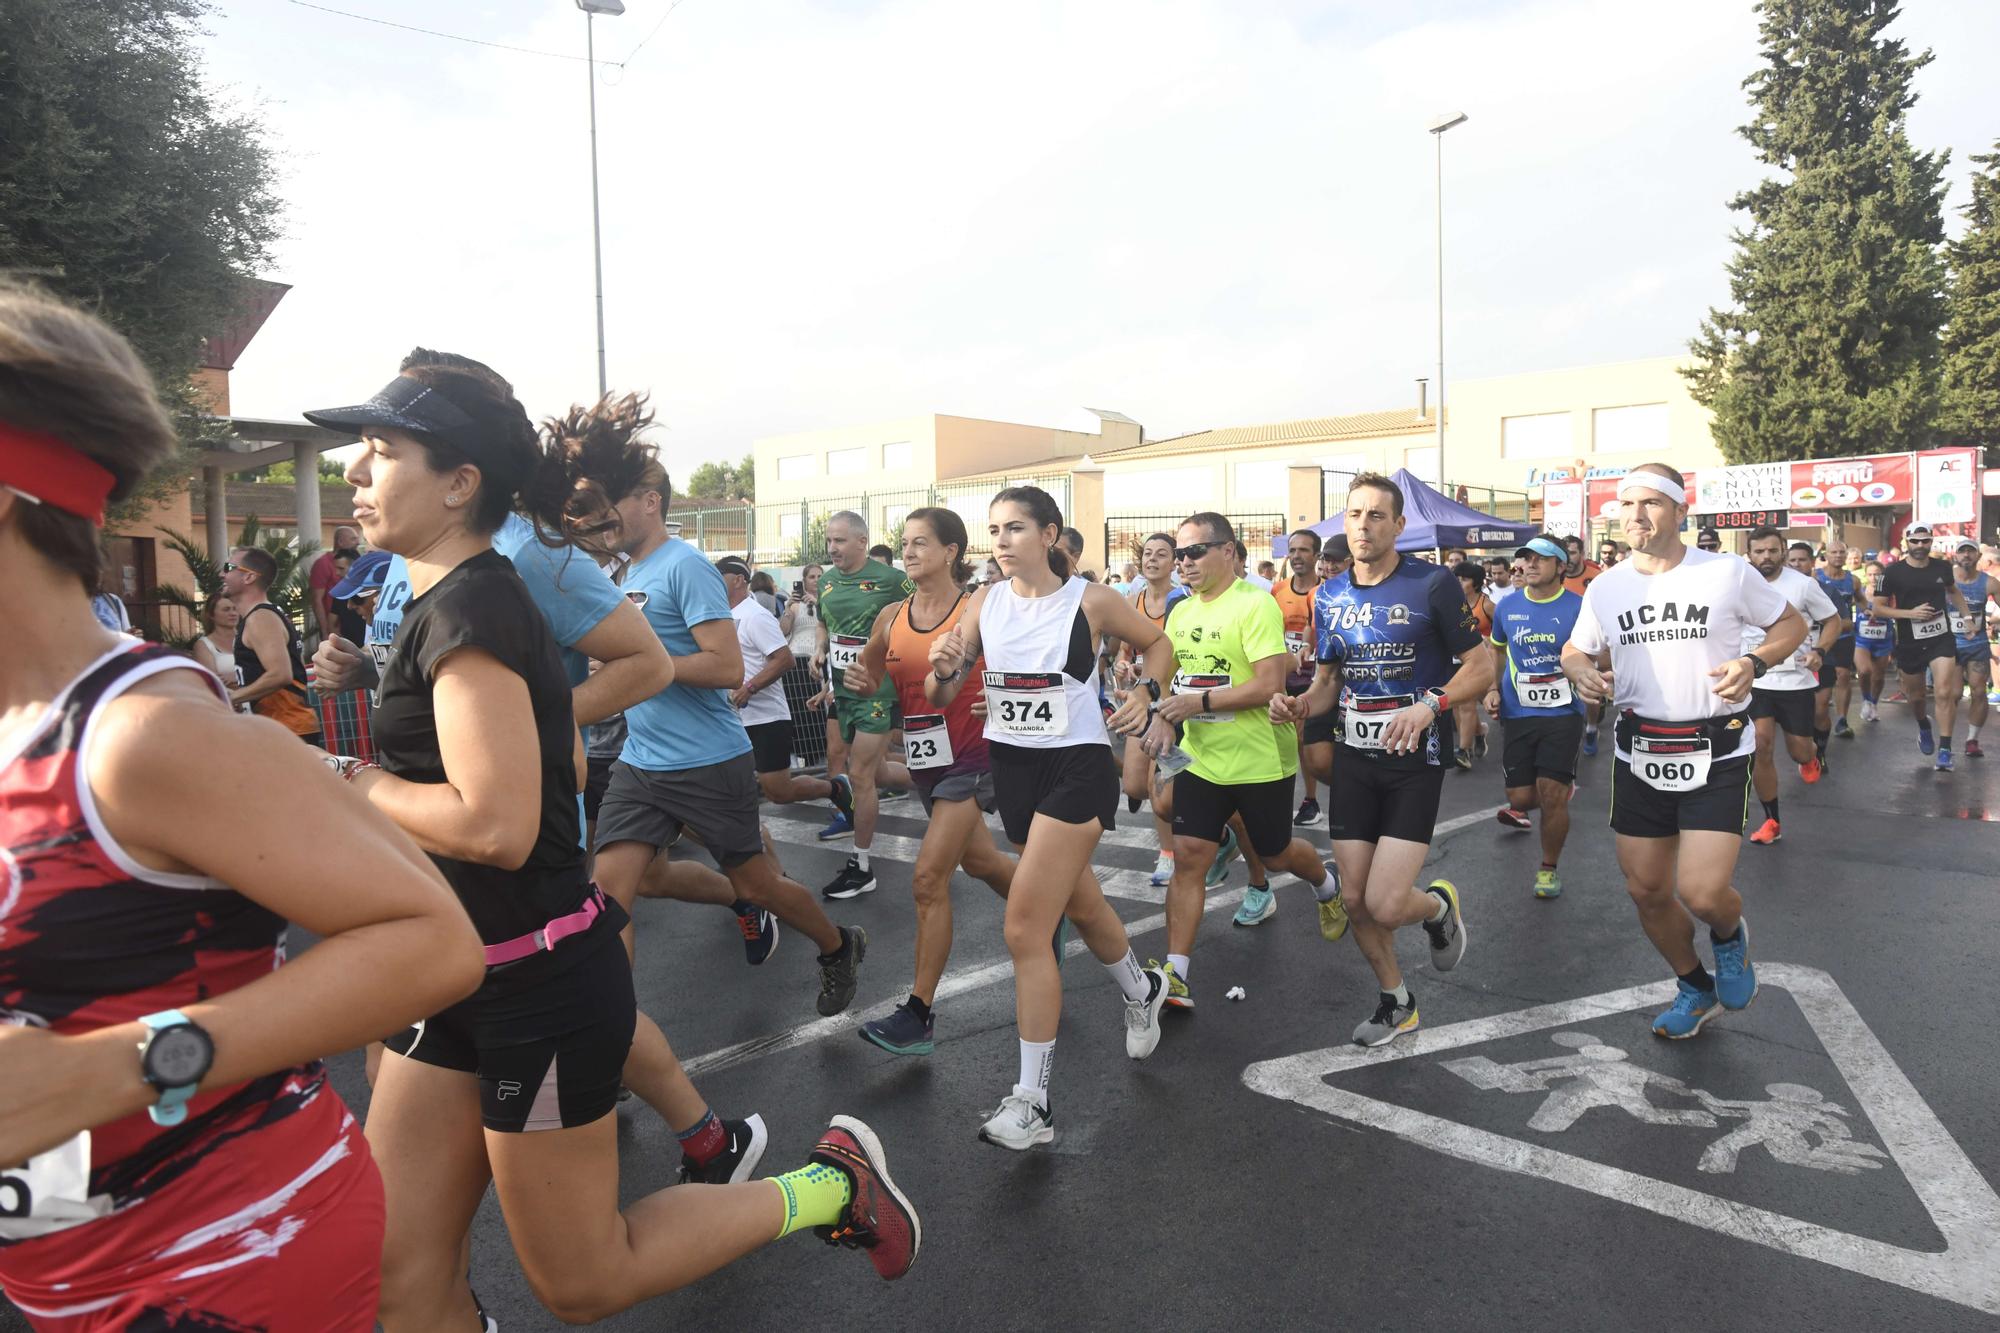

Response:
(0, 284), (483, 1331)
(840, 508), (1016, 1054)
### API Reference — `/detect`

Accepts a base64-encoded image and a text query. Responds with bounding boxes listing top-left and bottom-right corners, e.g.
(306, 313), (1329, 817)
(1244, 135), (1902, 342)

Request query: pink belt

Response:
(483, 886), (608, 967)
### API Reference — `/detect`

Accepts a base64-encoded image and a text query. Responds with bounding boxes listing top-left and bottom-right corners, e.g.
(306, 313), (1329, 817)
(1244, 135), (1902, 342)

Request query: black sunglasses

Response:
(1907, 537), (1932, 544)
(221, 561), (240, 572)
(1174, 542), (1215, 562)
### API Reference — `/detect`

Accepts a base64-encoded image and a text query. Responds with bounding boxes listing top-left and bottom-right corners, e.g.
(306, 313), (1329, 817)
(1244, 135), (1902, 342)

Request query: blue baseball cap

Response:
(329, 549), (392, 600)
(1515, 536), (1567, 562)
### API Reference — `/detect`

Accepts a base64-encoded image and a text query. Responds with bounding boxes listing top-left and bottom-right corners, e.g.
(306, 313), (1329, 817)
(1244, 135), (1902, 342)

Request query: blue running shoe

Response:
(1936, 746), (1953, 772)
(1581, 727), (1599, 758)
(860, 1003), (935, 1056)
(1207, 826), (1239, 888)
(1652, 979), (1719, 1039)
(1711, 920), (1756, 1010)
(1918, 724), (1935, 756)
(818, 810), (853, 841)
(829, 773), (855, 818)
(1233, 882), (1276, 927)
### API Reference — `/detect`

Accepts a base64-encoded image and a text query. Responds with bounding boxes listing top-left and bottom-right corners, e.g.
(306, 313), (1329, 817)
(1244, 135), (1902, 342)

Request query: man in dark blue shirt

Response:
(1274, 473), (1493, 1049)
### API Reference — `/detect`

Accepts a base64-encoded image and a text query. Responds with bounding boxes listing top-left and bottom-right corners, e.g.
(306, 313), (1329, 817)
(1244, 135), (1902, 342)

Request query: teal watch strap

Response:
(139, 1009), (198, 1127)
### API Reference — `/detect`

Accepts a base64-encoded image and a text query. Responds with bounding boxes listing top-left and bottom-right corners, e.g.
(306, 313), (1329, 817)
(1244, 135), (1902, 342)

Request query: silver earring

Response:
(445, 496), (461, 507)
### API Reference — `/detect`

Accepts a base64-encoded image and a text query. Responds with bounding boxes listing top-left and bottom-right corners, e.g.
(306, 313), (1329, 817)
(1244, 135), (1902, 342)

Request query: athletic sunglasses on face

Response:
(1174, 543), (1214, 562)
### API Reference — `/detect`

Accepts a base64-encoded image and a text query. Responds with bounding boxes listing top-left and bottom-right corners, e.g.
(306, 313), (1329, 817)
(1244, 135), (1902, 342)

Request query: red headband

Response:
(0, 422), (116, 526)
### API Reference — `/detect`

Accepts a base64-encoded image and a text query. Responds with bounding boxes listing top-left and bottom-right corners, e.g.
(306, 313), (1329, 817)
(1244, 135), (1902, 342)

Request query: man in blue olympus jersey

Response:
(1484, 535), (1585, 899)
(1273, 472), (1493, 1049)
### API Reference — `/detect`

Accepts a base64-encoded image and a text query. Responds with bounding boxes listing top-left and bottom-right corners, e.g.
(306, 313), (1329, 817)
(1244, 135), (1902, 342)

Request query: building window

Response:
(1404, 446), (1439, 483)
(776, 454), (814, 482)
(827, 447), (867, 476)
(883, 504), (911, 533)
(1231, 461), (1287, 504)
(1592, 403), (1668, 455)
(779, 512), (802, 543)
(882, 441), (911, 471)
(1502, 412), (1572, 459)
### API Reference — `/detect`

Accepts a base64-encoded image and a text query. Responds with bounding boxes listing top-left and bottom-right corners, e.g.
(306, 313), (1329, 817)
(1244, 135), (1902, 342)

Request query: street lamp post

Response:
(577, 0), (625, 401)
(1428, 110), (1468, 491)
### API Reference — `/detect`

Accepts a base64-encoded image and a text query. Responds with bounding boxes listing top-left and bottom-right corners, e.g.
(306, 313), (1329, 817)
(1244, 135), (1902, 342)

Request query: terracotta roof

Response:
(1097, 408), (1437, 462)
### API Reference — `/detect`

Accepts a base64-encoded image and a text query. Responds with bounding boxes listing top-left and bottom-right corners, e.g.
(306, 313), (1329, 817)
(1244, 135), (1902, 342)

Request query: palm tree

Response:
(149, 514), (319, 648)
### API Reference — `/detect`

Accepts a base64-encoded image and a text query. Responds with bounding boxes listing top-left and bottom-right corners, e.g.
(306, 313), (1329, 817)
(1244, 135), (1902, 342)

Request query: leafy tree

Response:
(261, 456), (351, 485)
(785, 512), (830, 568)
(685, 453), (755, 502)
(1685, 0), (1948, 463)
(1941, 142), (2000, 457)
(0, 0), (284, 521)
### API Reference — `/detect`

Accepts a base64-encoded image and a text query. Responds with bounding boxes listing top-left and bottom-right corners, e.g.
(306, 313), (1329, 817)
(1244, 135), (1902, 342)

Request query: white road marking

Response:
(1240, 964), (2000, 1317)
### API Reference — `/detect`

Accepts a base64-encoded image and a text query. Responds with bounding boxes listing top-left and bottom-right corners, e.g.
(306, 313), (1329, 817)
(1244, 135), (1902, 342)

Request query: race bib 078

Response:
(1519, 672), (1572, 710)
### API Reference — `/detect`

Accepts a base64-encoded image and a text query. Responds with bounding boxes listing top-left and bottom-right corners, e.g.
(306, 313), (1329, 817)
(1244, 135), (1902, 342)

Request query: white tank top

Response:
(978, 576), (1108, 750)
(787, 601), (821, 657)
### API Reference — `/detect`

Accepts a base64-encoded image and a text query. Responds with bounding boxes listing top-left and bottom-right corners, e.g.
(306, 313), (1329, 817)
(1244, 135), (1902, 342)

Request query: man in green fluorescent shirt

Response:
(813, 509), (916, 901)
(1150, 511), (1341, 1010)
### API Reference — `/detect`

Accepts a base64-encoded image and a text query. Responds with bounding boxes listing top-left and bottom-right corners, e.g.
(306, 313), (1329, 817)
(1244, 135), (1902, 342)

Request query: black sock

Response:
(1679, 964), (1715, 993)
(818, 929), (851, 964)
(1761, 798), (1780, 823)
(1812, 727), (1830, 754)
(1710, 924), (1740, 945)
(906, 993), (932, 1023)
(1540, 861), (1558, 871)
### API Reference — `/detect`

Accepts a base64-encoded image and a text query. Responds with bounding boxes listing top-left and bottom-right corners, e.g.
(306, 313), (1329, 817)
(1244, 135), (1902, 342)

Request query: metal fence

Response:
(1104, 512), (1286, 573)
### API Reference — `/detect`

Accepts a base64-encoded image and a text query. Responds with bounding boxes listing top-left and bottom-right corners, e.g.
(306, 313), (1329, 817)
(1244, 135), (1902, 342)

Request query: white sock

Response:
(1311, 864), (1339, 902)
(1167, 952), (1190, 982)
(1388, 983), (1411, 1007)
(855, 849), (870, 872)
(1427, 890), (1448, 922)
(1969, 725), (1982, 742)
(1017, 1039), (1054, 1108)
(1106, 949), (1149, 1001)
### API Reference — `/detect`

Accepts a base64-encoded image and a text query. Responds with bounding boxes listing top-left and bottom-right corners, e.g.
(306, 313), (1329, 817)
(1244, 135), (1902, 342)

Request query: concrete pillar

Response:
(1070, 459), (1106, 575)
(203, 466), (228, 567)
(1287, 462), (1323, 530)
(293, 442), (322, 554)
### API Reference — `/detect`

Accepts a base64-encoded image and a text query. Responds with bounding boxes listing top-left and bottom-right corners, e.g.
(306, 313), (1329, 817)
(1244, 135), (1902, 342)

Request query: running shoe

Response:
(1799, 757), (1823, 785)
(810, 1115), (921, 1280)
(1861, 699), (1878, 722)
(1206, 826), (1239, 887)
(1149, 851), (1175, 887)
(1936, 746), (1954, 772)
(1127, 794), (1143, 814)
(859, 1002), (934, 1056)
(1352, 992), (1419, 1048)
(821, 856), (877, 900)
(1496, 807), (1532, 831)
(1918, 724), (1935, 756)
(1150, 958), (1194, 1010)
(1293, 797), (1322, 827)
(1317, 860), (1348, 942)
(817, 811), (854, 841)
(816, 926), (867, 1017)
(1533, 868), (1562, 899)
(1474, 730), (1489, 759)
(1233, 882), (1276, 927)
(734, 901), (779, 966)
(828, 773), (855, 819)
(1651, 979), (1718, 1039)
(1124, 967), (1168, 1058)
(678, 1113), (769, 1185)
(1833, 716), (1854, 739)
(1453, 747), (1473, 772)
(1748, 817), (1781, 845)
(879, 788), (911, 804)
(977, 1088), (1054, 1151)
(1052, 916), (1070, 965)
(1422, 879), (1466, 972)
(1712, 919), (1756, 1011)
(1967, 738), (1985, 758)
(1581, 727), (1599, 757)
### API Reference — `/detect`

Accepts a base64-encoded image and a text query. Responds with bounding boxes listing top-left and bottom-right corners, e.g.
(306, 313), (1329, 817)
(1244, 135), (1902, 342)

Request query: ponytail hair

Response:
(539, 392), (666, 552)
(992, 485), (1070, 579)
(905, 505), (972, 584)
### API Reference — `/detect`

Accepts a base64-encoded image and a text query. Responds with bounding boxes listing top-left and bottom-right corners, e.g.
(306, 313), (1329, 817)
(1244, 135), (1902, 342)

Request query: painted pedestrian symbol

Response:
(1440, 1031), (1890, 1176)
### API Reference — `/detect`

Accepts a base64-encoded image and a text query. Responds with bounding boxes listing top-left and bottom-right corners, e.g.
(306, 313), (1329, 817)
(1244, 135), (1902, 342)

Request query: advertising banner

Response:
(1541, 482), (1584, 537)
(1692, 462), (1790, 516)
(1914, 449), (1978, 526)
(1786, 454), (1912, 510)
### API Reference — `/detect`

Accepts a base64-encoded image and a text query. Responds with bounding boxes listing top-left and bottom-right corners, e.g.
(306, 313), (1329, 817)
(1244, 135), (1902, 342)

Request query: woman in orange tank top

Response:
(1110, 533), (1177, 886)
(840, 508), (1018, 1055)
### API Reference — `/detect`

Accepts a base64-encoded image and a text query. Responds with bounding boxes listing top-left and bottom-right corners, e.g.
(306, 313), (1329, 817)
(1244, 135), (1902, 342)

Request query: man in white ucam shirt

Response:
(1561, 464), (1806, 1041)
(1741, 528), (1842, 846)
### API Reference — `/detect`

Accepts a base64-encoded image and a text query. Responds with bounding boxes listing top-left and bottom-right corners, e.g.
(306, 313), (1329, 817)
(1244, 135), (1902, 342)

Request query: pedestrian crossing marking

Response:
(1241, 964), (2000, 1317)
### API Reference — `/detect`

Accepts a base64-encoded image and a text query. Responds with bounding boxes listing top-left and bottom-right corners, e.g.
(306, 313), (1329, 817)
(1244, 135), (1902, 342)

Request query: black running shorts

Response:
(1609, 753), (1752, 840)
(1748, 686), (1816, 739)
(384, 923), (636, 1133)
(1501, 713), (1585, 789)
(1171, 770), (1296, 856)
(583, 753), (616, 824)
(595, 753), (764, 868)
(1302, 708), (1339, 747)
(746, 719), (793, 775)
(988, 741), (1119, 846)
(1893, 635), (1956, 676)
(1326, 750), (1445, 845)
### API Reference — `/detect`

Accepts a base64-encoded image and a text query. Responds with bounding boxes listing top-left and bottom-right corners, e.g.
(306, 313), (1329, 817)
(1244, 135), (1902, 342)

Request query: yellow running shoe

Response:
(1152, 959), (1193, 1010)
(1315, 859), (1349, 942)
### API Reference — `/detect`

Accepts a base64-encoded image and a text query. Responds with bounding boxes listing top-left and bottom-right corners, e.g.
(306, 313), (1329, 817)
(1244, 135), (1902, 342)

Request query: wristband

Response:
(934, 666), (962, 684)
(1202, 690), (1212, 714)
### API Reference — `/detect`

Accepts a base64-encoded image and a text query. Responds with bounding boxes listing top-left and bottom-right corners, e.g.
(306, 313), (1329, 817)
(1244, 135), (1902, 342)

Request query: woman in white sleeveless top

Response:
(925, 486), (1179, 1151)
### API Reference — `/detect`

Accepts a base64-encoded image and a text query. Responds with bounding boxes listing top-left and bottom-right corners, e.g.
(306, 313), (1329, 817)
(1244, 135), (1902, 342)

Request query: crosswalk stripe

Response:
(762, 814), (1169, 904)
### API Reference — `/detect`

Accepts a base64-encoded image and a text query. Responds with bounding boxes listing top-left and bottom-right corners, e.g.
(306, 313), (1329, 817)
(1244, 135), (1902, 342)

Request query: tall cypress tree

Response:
(1685, 0), (1948, 464)
(1940, 142), (2000, 456)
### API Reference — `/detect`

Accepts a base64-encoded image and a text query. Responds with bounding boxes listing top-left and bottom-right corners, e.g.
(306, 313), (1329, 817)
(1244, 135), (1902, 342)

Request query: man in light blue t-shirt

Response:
(583, 474), (865, 1019)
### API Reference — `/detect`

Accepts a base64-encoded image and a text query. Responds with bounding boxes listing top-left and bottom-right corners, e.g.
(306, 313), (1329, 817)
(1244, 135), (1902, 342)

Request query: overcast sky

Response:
(198, 0), (2000, 464)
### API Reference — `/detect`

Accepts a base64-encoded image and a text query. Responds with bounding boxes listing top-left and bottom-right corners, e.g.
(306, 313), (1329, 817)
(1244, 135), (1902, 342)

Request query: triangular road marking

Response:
(1241, 964), (2000, 1317)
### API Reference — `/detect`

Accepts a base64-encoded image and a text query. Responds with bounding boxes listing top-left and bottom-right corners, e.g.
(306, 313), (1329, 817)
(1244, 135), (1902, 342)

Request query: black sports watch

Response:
(1742, 654), (1770, 680)
(1136, 677), (1163, 702)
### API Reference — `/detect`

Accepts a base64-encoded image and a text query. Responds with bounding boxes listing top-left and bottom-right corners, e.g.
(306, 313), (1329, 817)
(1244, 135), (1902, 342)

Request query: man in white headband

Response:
(1559, 462), (1807, 1039)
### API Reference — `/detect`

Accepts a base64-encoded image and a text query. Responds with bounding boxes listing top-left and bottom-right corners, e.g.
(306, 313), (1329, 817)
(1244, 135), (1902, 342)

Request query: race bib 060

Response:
(1342, 693), (1415, 752)
(1630, 733), (1712, 793)
(902, 713), (955, 770)
(0, 1132), (109, 1242)
(983, 671), (1068, 737)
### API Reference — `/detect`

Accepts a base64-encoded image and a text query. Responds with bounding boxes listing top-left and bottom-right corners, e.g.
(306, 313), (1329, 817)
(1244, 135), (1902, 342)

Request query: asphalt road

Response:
(8, 704), (1998, 1331)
